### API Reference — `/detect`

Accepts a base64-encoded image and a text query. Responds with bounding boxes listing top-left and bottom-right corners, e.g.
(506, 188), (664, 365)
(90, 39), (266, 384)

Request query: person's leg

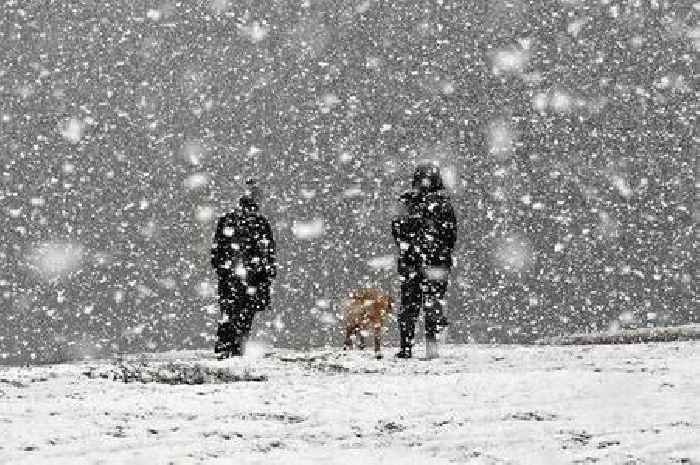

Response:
(422, 279), (448, 359)
(226, 279), (250, 356)
(358, 330), (366, 350)
(344, 325), (355, 350)
(237, 281), (271, 355)
(422, 279), (448, 339)
(238, 306), (256, 355)
(397, 275), (421, 358)
(215, 276), (236, 355)
(373, 324), (382, 359)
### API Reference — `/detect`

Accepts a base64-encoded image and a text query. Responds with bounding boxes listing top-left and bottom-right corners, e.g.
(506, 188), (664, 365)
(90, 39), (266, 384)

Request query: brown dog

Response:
(343, 288), (394, 358)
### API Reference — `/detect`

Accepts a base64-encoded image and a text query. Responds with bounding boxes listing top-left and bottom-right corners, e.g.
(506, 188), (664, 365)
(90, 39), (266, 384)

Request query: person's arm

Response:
(440, 201), (457, 250)
(259, 217), (277, 279)
(391, 217), (402, 246)
(429, 198), (457, 251)
(211, 215), (226, 270)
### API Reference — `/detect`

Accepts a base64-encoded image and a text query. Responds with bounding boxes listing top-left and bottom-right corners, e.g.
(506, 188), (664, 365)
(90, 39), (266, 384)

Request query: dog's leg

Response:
(373, 325), (382, 359)
(344, 326), (354, 350)
(358, 329), (367, 350)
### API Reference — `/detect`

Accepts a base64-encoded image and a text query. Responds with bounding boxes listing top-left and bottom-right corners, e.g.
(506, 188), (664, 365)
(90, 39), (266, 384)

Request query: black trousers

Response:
(398, 274), (448, 347)
(216, 274), (270, 352)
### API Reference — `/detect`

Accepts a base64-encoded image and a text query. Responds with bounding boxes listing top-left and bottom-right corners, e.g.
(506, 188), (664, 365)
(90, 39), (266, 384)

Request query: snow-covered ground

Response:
(1, 342), (698, 465)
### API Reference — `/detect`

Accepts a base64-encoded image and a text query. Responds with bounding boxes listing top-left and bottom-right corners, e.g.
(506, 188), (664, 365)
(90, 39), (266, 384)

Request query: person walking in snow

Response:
(393, 164), (457, 359)
(392, 190), (425, 359)
(211, 179), (276, 358)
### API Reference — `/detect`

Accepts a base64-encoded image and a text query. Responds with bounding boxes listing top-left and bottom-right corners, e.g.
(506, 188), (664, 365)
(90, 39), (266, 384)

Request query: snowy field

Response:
(1, 342), (698, 465)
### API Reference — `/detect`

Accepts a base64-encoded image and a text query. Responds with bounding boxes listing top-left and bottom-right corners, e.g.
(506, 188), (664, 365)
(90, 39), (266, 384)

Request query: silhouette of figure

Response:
(393, 165), (457, 359)
(211, 179), (276, 357)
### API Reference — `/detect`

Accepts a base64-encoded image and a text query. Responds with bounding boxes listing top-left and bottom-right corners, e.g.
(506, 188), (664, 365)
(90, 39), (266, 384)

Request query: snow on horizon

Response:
(1, 342), (698, 464)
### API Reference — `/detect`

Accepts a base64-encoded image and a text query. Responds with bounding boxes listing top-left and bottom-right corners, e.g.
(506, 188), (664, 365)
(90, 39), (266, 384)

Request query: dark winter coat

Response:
(414, 190), (457, 270)
(391, 214), (426, 277)
(211, 196), (276, 285)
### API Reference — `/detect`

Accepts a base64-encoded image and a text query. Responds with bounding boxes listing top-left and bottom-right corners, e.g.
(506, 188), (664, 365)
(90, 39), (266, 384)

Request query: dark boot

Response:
(214, 340), (231, 359)
(214, 321), (233, 358)
(396, 316), (415, 359)
(395, 347), (412, 359)
(229, 342), (243, 357)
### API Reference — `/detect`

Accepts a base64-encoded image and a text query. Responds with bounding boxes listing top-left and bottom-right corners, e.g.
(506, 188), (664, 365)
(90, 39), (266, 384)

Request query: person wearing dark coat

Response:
(394, 164), (457, 359)
(210, 180), (276, 357)
(391, 190), (425, 359)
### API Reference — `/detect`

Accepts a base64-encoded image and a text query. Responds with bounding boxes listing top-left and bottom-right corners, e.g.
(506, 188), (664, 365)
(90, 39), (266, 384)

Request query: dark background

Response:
(1, 0), (696, 364)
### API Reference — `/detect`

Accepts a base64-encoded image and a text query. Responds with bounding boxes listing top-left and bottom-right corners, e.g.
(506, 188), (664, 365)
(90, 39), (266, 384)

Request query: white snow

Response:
(355, 0), (371, 14)
(609, 174), (633, 199)
(26, 242), (85, 281)
(367, 254), (395, 271)
(491, 47), (529, 76)
(184, 173), (209, 190)
(439, 165), (457, 192)
(209, 0), (231, 13)
(238, 21), (269, 44)
(690, 25), (700, 50)
(493, 235), (534, 273)
(0, 342), (697, 464)
(181, 140), (208, 166)
(532, 92), (549, 112)
(317, 93), (340, 114)
(196, 281), (216, 298)
(343, 186), (363, 198)
(550, 90), (573, 112)
(146, 9), (161, 21)
(291, 219), (326, 240)
(338, 151), (353, 163)
(488, 119), (515, 161)
(567, 18), (587, 37)
(532, 90), (577, 113)
(59, 118), (85, 144)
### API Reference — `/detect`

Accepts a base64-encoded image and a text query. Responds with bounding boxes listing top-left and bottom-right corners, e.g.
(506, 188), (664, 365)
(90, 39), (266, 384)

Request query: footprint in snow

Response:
(505, 411), (558, 421)
(561, 430), (592, 449)
(376, 420), (406, 433)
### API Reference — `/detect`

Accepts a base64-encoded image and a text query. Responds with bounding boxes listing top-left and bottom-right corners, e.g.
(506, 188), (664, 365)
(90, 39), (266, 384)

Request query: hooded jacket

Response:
(412, 165), (457, 270)
(211, 196), (276, 284)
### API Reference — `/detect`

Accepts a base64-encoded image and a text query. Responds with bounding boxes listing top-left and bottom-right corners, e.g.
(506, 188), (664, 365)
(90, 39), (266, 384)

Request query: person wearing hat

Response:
(210, 179), (276, 357)
(394, 164), (457, 359)
(392, 190), (425, 359)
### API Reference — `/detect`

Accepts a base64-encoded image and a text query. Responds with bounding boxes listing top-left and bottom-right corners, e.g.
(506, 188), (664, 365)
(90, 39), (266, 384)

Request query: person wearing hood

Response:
(210, 179), (276, 357)
(391, 190), (425, 359)
(394, 164), (457, 359)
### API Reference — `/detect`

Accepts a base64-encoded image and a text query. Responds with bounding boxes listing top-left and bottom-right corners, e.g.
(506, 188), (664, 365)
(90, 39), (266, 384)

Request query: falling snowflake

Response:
(291, 219), (326, 239)
(367, 255), (394, 271)
(59, 118), (85, 144)
(238, 21), (269, 43)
